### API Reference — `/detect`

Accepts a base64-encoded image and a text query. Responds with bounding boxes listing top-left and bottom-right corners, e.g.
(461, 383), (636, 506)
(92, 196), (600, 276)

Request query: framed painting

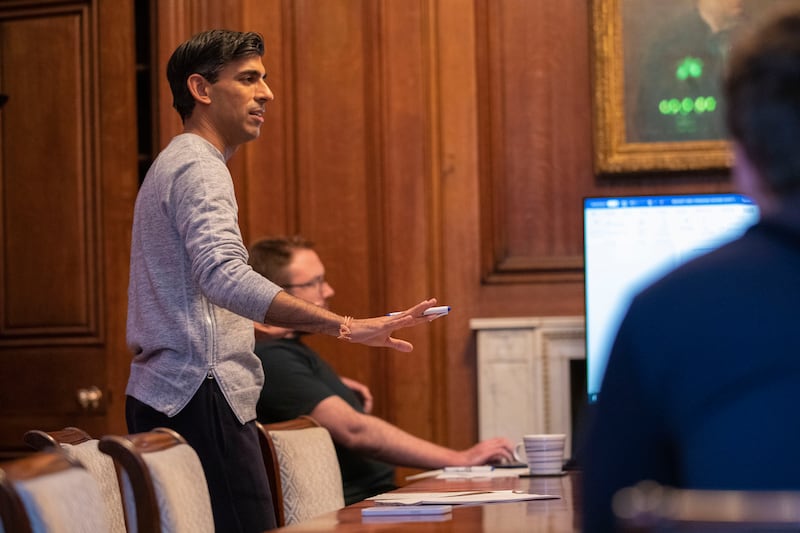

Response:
(591, 0), (800, 174)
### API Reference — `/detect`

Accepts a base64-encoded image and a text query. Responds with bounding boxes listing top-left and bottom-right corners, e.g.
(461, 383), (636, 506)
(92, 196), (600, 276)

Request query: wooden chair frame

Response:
(23, 426), (93, 450)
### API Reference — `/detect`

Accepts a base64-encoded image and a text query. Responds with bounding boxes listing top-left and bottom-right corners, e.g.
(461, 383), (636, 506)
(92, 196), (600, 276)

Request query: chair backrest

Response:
(257, 415), (320, 526)
(614, 480), (800, 532)
(0, 449), (110, 533)
(98, 427), (214, 533)
(24, 427), (127, 533)
(256, 416), (345, 527)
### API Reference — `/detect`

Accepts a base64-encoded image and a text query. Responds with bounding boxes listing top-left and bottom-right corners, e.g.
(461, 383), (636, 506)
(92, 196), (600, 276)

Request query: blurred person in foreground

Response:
(582, 7), (800, 532)
(125, 29), (440, 532)
(248, 236), (515, 504)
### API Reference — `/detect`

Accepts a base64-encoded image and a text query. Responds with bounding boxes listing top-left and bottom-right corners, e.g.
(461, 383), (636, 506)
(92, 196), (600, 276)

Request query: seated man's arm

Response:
(311, 395), (513, 469)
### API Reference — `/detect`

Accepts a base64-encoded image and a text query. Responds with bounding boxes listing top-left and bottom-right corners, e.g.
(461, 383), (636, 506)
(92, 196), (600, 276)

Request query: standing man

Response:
(126, 30), (439, 532)
(582, 7), (800, 531)
(248, 236), (514, 505)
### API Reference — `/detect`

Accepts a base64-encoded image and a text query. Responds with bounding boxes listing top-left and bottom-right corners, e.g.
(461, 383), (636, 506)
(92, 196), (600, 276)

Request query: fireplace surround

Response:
(470, 316), (586, 460)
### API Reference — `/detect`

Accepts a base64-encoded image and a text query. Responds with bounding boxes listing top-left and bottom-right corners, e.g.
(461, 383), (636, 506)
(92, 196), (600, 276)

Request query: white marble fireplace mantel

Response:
(470, 316), (585, 459)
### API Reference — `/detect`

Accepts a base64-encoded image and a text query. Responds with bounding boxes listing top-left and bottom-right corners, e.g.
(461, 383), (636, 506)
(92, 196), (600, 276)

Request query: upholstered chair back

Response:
(99, 427), (214, 533)
(0, 450), (110, 533)
(257, 417), (345, 526)
(24, 427), (126, 533)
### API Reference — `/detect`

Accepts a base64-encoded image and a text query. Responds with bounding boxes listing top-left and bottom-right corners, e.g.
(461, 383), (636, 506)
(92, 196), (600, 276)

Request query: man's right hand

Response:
(344, 298), (442, 352)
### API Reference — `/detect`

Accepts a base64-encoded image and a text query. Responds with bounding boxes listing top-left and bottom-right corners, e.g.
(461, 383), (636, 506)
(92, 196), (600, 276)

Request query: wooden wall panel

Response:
(291, 0), (374, 279)
(436, 0), (485, 451)
(0, 8), (98, 340)
(96, 0), (139, 437)
(376, 0), (438, 443)
(0, 0), (137, 451)
(476, 0), (589, 283)
(273, 0), (379, 396)
(241, 0), (295, 240)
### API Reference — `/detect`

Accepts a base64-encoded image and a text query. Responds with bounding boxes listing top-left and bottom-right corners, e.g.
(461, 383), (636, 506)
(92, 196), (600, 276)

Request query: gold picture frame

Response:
(591, 0), (793, 174)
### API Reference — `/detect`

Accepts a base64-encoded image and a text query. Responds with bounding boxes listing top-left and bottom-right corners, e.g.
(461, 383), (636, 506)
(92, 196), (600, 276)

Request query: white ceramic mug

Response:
(513, 434), (566, 475)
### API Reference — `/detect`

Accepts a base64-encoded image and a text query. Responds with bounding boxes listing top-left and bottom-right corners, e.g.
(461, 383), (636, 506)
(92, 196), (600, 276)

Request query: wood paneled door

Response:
(0, 0), (138, 455)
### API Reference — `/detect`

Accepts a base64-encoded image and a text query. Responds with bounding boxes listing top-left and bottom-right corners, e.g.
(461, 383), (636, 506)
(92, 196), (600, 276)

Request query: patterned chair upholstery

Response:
(257, 417), (345, 526)
(99, 427), (214, 533)
(24, 427), (126, 533)
(0, 449), (110, 533)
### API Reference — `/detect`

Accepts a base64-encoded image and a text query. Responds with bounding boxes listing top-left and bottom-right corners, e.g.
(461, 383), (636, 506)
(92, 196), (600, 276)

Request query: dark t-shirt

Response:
(254, 337), (397, 505)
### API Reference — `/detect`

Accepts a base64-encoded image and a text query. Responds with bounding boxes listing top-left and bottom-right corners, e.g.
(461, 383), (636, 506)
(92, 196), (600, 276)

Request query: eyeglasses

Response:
(284, 274), (326, 292)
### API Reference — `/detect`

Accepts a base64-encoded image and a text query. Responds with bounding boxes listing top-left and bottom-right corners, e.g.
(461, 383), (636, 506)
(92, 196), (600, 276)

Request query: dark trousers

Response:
(126, 378), (277, 532)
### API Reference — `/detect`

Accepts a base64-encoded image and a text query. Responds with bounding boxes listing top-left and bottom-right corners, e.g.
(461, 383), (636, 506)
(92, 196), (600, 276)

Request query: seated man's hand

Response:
(340, 376), (374, 413)
(458, 437), (515, 466)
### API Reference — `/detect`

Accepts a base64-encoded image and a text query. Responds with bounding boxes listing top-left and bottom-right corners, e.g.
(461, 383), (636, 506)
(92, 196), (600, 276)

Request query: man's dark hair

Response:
(167, 29), (265, 122)
(725, 8), (800, 195)
(248, 236), (315, 287)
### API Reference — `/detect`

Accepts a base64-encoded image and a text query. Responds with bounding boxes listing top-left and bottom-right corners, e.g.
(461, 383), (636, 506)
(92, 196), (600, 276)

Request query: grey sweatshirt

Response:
(126, 133), (281, 424)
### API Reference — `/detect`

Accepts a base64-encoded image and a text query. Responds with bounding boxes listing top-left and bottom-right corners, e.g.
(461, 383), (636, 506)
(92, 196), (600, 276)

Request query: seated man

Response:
(248, 236), (514, 504)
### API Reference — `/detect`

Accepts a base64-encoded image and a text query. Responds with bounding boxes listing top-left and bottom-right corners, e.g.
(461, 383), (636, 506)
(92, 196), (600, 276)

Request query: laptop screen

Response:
(583, 193), (759, 403)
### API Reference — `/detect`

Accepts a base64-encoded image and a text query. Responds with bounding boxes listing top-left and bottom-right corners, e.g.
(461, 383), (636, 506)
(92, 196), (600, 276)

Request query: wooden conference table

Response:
(272, 469), (581, 532)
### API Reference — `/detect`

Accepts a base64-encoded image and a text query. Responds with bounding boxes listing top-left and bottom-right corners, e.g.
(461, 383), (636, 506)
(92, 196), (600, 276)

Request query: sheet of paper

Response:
(368, 490), (559, 505)
(436, 467), (529, 479)
(405, 466), (529, 481)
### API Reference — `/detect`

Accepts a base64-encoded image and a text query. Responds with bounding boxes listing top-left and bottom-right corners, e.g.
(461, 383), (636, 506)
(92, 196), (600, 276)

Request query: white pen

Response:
(387, 305), (451, 317)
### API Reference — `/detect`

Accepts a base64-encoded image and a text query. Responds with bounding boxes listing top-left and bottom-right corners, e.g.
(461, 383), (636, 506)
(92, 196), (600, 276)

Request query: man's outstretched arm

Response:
(264, 292), (441, 352)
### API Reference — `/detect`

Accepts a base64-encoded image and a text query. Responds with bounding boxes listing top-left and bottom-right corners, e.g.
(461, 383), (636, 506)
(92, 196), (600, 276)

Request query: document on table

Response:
(367, 490), (559, 505)
(437, 466), (529, 479)
(405, 466), (529, 481)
